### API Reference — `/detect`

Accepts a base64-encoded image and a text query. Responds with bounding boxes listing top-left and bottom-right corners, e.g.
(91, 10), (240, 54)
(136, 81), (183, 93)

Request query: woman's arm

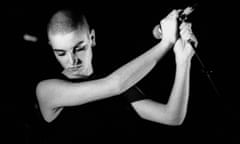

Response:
(131, 22), (197, 125)
(131, 61), (191, 125)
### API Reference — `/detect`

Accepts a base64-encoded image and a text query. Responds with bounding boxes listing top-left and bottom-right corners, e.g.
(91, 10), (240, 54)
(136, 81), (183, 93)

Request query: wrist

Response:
(176, 61), (191, 70)
(162, 36), (176, 45)
(160, 39), (174, 49)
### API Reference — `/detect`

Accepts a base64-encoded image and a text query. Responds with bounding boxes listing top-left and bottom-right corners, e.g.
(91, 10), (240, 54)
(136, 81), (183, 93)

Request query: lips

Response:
(62, 65), (91, 79)
(68, 65), (82, 71)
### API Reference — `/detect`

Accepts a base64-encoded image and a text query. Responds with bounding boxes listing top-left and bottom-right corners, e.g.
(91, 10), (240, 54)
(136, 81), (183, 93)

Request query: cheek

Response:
(86, 49), (93, 60)
(85, 50), (93, 64)
(56, 56), (69, 67)
(76, 49), (93, 64)
(76, 52), (88, 62)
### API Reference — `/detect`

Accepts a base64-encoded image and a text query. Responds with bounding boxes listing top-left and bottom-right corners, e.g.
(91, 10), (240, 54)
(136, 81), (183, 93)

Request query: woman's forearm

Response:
(110, 40), (172, 94)
(166, 62), (191, 124)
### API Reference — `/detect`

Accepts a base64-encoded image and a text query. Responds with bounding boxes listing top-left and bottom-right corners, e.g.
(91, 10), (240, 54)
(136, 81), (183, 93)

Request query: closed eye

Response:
(54, 49), (66, 56)
(75, 46), (86, 52)
(57, 52), (66, 56)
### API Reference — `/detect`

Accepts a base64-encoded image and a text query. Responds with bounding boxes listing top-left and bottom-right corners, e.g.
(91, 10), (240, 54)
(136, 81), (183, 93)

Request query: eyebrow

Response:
(73, 41), (84, 49)
(53, 41), (84, 52)
(53, 49), (65, 52)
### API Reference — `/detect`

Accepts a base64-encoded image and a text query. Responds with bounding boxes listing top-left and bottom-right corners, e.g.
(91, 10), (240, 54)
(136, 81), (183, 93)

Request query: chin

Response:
(63, 67), (93, 79)
(66, 74), (88, 79)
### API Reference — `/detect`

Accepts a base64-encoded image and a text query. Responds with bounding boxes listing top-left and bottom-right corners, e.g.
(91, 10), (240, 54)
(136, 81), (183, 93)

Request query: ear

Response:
(89, 29), (96, 47)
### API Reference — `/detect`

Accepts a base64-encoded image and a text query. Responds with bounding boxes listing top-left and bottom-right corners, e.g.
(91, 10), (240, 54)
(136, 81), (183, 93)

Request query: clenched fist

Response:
(160, 9), (180, 44)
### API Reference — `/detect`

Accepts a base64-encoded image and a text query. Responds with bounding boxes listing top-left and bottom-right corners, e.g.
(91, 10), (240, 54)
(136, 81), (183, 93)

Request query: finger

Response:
(185, 42), (195, 56)
(180, 24), (193, 40)
(161, 9), (179, 24)
(160, 18), (165, 26)
(180, 22), (186, 30)
(166, 9), (179, 20)
(189, 34), (198, 48)
(168, 9), (177, 17)
(176, 9), (182, 14)
(180, 22), (192, 31)
(173, 39), (180, 51)
(161, 11), (173, 24)
(174, 38), (184, 52)
(180, 29), (191, 41)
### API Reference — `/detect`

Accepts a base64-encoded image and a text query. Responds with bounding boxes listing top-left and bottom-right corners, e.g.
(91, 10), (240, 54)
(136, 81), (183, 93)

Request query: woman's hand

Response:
(173, 39), (194, 66)
(160, 9), (180, 44)
(173, 22), (198, 66)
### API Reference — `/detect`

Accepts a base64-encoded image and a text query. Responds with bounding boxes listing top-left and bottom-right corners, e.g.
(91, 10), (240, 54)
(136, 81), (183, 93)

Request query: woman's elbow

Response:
(166, 115), (185, 126)
(143, 114), (185, 126)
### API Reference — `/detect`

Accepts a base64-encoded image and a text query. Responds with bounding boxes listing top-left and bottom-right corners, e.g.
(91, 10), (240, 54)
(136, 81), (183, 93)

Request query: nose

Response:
(69, 52), (82, 66)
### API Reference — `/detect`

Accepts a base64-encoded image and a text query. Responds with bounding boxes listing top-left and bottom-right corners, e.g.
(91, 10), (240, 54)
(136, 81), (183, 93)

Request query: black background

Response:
(5, 0), (234, 143)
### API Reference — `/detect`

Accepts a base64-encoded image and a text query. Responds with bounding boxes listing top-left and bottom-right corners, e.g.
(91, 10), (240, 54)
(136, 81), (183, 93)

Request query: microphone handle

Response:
(153, 4), (197, 39)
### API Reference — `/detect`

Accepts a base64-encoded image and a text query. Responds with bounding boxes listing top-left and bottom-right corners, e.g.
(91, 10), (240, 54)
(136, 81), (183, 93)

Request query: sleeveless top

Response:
(40, 73), (147, 143)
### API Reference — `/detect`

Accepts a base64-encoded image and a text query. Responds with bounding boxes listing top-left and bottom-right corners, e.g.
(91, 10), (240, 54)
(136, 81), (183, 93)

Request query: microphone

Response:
(153, 4), (197, 40)
(178, 6), (195, 22)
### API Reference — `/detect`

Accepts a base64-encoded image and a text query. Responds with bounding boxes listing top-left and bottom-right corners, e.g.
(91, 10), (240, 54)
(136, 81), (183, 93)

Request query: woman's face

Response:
(48, 29), (95, 79)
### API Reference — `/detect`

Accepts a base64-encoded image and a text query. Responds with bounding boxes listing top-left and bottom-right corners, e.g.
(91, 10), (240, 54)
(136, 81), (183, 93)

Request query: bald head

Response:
(47, 9), (89, 35)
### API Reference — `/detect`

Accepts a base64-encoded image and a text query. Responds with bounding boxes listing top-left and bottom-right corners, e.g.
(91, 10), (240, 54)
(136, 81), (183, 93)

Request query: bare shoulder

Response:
(36, 79), (54, 104)
(36, 79), (65, 100)
(36, 79), (64, 123)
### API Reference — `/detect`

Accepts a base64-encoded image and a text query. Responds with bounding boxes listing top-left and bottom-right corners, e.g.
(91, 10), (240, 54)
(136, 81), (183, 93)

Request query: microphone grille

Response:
(153, 24), (162, 39)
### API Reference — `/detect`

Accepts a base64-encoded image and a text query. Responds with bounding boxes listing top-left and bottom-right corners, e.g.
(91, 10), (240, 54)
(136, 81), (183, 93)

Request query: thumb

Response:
(185, 42), (195, 58)
(173, 38), (183, 52)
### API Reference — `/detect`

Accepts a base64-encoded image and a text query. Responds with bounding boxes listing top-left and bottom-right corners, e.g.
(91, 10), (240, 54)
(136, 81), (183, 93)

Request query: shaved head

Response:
(47, 9), (96, 79)
(47, 9), (89, 35)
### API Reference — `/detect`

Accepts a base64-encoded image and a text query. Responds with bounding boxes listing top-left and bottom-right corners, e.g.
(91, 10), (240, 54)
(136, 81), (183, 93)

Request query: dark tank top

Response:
(41, 73), (147, 143)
